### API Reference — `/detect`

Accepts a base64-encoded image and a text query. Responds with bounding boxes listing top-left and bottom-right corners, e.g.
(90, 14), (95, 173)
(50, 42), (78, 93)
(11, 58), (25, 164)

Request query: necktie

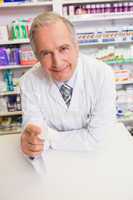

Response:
(60, 83), (73, 107)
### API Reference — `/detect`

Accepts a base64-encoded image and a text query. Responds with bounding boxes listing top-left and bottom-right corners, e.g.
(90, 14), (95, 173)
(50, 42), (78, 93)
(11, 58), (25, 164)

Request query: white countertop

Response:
(0, 123), (133, 200)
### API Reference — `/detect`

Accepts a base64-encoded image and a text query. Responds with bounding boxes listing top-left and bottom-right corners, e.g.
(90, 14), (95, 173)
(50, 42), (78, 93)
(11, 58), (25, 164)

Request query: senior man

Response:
(20, 12), (116, 159)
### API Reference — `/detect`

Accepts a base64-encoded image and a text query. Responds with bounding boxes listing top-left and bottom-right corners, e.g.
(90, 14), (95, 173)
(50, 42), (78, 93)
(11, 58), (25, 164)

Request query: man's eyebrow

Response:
(38, 44), (70, 57)
(39, 49), (51, 56)
(60, 44), (70, 48)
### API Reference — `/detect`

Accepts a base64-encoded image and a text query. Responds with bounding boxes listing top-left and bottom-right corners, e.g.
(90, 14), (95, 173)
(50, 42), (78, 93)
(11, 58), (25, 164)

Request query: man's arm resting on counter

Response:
(20, 64), (116, 153)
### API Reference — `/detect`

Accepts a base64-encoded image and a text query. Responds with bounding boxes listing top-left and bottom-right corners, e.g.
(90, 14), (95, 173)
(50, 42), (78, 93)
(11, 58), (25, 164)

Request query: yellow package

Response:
(0, 0), (3, 4)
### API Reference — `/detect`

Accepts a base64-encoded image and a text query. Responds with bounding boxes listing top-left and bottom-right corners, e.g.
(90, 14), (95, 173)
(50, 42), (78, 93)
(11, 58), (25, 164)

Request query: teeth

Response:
(52, 65), (68, 72)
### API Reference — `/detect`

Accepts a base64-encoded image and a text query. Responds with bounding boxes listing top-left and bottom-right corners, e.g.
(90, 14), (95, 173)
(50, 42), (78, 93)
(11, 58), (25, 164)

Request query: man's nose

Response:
(52, 52), (62, 68)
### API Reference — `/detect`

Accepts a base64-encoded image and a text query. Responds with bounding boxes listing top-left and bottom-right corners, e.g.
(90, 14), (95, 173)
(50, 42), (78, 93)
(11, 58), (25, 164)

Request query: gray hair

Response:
(30, 12), (76, 58)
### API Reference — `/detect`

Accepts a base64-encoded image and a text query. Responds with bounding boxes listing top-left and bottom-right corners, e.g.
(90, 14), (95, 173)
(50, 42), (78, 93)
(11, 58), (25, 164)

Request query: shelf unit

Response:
(0, 111), (22, 117)
(116, 79), (133, 85)
(63, 0), (127, 3)
(117, 117), (133, 128)
(60, 0), (133, 127)
(0, 90), (20, 96)
(0, 0), (53, 135)
(0, 1), (52, 8)
(0, 64), (32, 70)
(0, 128), (21, 135)
(0, 39), (29, 45)
(1, 36), (132, 48)
(79, 40), (133, 47)
(67, 12), (133, 23)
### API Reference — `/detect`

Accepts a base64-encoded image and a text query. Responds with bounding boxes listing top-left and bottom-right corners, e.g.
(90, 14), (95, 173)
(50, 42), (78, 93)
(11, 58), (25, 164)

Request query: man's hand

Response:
(21, 124), (44, 157)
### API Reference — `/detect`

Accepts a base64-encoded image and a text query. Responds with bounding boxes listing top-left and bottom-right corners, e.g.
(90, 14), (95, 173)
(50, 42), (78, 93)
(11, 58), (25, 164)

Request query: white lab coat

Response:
(20, 53), (116, 152)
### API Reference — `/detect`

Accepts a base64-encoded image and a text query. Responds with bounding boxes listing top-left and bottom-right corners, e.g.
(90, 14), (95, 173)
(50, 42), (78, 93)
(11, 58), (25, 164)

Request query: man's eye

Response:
(40, 52), (50, 59)
(60, 47), (69, 52)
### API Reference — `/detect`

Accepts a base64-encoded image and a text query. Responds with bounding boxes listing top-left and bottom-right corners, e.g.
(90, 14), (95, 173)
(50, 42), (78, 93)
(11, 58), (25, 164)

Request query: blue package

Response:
(4, 0), (25, 2)
(9, 48), (20, 65)
(0, 48), (9, 66)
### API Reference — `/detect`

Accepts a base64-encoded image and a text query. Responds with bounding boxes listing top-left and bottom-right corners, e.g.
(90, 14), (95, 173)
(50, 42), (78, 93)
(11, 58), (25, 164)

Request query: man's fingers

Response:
(21, 133), (44, 147)
(22, 148), (43, 157)
(27, 143), (44, 153)
(21, 123), (45, 157)
(21, 140), (44, 157)
(27, 136), (44, 145)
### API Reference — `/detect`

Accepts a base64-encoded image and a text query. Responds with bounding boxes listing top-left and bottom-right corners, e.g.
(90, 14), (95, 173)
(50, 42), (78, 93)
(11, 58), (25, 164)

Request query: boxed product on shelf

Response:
(3, 70), (14, 91)
(0, 47), (20, 66)
(8, 48), (20, 65)
(96, 45), (133, 63)
(126, 86), (133, 111)
(63, 1), (133, 16)
(19, 44), (37, 65)
(77, 27), (133, 45)
(0, 80), (6, 93)
(4, 0), (25, 2)
(116, 86), (133, 122)
(0, 116), (22, 135)
(0, 26), (8, 41)
(7, 95), (21, 112)
(10, 18), (32, 40)
(0, 94), (21, 113)
(0, 97), (7, 113)
(113, 70), (129, 82)
(3, 70), (22, 93)
(0, 48), (9, 65)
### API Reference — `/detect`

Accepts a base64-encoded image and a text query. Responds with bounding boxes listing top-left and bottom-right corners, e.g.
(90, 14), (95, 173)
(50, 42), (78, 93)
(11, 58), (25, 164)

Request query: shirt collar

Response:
(54, 69), (77, 90)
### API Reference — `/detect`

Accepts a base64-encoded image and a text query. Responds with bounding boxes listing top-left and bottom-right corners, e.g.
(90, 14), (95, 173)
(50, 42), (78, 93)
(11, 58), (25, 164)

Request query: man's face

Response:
(34, 21), (79, 81)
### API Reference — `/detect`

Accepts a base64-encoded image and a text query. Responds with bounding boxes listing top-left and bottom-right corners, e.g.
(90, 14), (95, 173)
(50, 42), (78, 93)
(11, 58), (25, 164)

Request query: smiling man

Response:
(20, 12), (116, 159)
(34, 21), (78, 82)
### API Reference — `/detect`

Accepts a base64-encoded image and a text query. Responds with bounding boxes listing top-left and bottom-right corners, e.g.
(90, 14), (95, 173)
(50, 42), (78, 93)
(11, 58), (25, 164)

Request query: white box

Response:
(0, 26), (8, 41)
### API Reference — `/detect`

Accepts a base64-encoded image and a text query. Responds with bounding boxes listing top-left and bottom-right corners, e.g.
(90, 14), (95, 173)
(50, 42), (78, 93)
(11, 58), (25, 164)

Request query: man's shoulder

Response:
(79, 52), (113, 75)
(20, 62), (45, 82)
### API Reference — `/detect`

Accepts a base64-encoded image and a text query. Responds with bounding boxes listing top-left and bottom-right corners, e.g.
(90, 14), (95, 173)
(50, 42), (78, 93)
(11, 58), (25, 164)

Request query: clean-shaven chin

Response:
(51, 66), (72, 81)
(51, 66), (71, 77)
(50, 65), (70, 73)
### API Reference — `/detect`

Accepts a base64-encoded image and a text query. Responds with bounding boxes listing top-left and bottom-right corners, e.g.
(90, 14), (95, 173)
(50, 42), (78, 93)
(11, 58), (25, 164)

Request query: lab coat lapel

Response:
(49, 82), (67, 108)
(69, 56), (84, 109)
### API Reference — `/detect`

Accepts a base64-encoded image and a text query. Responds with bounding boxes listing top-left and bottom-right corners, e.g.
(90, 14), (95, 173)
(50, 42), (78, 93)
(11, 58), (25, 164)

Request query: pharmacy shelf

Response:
(1, 38), (132, 48)
(118, 117), (133, 124)
(0, 39), (29, 45)
(106, 59), (133, 65)
(67, 12), (133, 23)
(115, 79), (133, 85)
(0, 90), (20, 96)
(0, 128), (21, 135)
(63, 0), (127, 4)
(0, 64), (32, 70)
(0, 1), (52, 8)
(0, 111), (22, 117)
(79, 39), (133, 47)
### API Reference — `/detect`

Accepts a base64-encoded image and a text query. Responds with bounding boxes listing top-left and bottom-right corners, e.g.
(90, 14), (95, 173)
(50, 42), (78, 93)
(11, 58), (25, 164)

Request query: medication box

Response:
(0, 26), (8, 42)
(114, 70), (129, 82)
(4, 0), (25, 2)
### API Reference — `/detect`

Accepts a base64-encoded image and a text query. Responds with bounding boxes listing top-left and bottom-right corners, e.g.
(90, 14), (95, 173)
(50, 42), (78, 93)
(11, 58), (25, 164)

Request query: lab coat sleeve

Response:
(46, 63), (116, 151)
(20, 75), (51, 151)
(20, 63), (116, 152)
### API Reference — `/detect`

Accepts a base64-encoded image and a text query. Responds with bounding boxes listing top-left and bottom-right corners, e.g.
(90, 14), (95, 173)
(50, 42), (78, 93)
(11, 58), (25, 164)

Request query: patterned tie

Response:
(60, 83), (73, 107)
